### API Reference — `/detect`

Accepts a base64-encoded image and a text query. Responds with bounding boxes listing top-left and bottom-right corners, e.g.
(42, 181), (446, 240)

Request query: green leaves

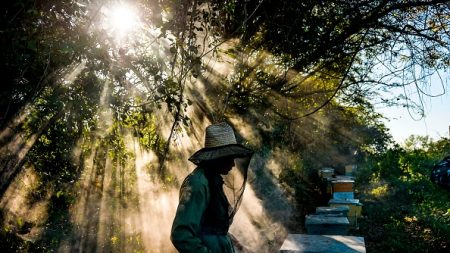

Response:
(358, 136), (450, 252)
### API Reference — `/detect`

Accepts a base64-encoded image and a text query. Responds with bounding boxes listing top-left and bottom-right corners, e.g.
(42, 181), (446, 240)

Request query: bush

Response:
(357, 137), (450, 253)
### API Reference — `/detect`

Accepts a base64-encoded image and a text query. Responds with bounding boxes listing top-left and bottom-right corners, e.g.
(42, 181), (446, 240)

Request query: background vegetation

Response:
(356, 136), (450, 253)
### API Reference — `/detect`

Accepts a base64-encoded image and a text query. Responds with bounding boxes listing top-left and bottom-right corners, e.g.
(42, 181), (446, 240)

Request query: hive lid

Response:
(305, 215), (350, 225)
(316, 206), (350, 212)
(329, 198), (361, 205)
(332, 180), (355, 184)
(279, 234), (366, 253)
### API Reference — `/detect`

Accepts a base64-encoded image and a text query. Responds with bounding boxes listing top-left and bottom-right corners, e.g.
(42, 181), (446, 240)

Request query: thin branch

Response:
(275, 31), (369, 120)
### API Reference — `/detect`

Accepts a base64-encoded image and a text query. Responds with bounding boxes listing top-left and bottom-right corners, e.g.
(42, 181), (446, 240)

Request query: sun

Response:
(103, 3), (139, 39)
(110, 5), (137, 33)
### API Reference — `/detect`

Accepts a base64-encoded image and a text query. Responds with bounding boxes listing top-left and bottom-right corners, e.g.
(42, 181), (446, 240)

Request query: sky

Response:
(375, 74), (450, 144)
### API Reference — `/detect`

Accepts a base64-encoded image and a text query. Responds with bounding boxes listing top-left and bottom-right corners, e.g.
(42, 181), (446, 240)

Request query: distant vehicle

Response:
(431, 156), (450, 188)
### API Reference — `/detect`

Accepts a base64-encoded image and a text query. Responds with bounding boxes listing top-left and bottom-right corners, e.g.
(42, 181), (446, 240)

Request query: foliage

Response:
(227, 0), (450, 108)
(357, 137), (450, 253)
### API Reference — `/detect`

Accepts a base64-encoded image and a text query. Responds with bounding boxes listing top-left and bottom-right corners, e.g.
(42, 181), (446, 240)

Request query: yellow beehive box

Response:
(329, 199), (363, 227)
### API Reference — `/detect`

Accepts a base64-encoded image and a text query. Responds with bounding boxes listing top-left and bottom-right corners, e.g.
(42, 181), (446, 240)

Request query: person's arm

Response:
(171, 178), (211, 253)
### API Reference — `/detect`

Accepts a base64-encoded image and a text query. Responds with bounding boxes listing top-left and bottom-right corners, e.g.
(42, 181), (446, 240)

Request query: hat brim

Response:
(188, 144), (253, 165)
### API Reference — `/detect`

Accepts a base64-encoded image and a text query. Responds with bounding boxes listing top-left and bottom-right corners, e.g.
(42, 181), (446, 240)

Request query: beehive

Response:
(332, 180), (354, 192)
(279, 234), (366, 253)
(318, 168), (334, 179)
(316, 206), (350, 217)
(305, 214), (350, 235)
(332, 191), (355, 200)
(329, 199), (362, 227)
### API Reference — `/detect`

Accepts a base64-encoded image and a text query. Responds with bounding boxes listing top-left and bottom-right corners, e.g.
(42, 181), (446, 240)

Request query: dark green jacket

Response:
(171, 167), (235, 253)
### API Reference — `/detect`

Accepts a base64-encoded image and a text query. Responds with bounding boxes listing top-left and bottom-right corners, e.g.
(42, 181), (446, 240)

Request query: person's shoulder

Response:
(184, 167), (208, 187)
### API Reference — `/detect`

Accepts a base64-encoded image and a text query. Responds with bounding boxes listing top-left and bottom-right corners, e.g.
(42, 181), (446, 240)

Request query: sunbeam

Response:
(133, 140), (178, 252)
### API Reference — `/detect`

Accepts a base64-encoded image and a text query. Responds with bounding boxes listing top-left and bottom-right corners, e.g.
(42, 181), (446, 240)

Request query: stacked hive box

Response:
(318, 168), (334, 179)
(279, 234), (366, 253)
(329, 199), (363, 227)
(316, 206), (350, 216)
(305, 214), (350, 235)
(331, 179), (355, 200)
(318, 168), (335, 195)
(305, 205), (351, 235)
(284, 166), (365, 252)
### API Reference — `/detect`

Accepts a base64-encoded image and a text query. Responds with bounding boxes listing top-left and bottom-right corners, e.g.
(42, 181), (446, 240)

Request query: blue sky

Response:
(375, 74), (450, 144)
(378, 94), (450, 143)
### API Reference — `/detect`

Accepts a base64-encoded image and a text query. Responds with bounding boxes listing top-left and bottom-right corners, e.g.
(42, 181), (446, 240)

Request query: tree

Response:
(213, 0), (450, 117)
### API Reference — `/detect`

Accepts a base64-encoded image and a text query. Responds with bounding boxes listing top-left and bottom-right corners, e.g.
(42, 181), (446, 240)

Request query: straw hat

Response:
(188, 122), (253, 165)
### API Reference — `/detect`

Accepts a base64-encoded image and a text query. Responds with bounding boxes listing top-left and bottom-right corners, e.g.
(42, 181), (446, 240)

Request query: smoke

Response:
(0, 166), (50, 242)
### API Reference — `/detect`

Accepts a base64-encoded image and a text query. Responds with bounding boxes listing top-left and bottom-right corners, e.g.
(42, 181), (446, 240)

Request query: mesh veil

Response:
(222, 155), (252, 223)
